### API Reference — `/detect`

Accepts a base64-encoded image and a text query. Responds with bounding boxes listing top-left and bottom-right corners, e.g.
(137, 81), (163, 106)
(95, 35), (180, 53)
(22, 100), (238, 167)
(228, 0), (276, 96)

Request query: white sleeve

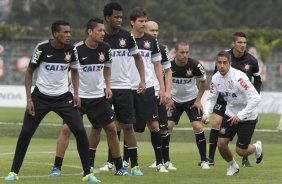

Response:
(205, 76), (219, 116)
(236, 75), (261, 120)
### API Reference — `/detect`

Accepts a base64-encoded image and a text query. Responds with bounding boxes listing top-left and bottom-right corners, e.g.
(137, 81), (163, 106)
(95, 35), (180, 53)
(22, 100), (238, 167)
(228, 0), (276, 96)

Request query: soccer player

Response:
(49, 18), (132, 178)
(166, 41), (210, 169)
(144, 20), (175, 170)
(207, 32), (262, 167)
(203, 51), (263, 176)
(129, 7), (168, 173)
(91, 2), (146, 176)
(4, 20), (97, 182)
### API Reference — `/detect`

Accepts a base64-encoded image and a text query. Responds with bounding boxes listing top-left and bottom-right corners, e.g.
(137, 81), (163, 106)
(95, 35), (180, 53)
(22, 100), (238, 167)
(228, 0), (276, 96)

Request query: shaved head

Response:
(146, 20), (159, 38)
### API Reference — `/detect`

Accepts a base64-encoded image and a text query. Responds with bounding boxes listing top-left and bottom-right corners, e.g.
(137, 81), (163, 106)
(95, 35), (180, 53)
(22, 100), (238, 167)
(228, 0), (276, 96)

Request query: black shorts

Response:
(168, 98), (203, 125)
(212, 94), (227, 116)
(79, 97), (116, 129)
(218, 114), (257, 149)
(109, 89), (134, 125)
(133, 87), (158, 132)
(29, 87), (84, 132)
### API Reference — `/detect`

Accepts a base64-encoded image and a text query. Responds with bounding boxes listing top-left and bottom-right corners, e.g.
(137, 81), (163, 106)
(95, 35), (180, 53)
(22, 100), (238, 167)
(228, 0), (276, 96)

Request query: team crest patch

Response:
(144, 40), (151, 49)
(228, 80), (234, 90)
(244, 64), (250, 71)
(98, 52), (105, 62)
(119, 38), (126, 47)
(64, 52), (72, 63)
(220, 127), (226, 135)
(185, 69), (193, 77)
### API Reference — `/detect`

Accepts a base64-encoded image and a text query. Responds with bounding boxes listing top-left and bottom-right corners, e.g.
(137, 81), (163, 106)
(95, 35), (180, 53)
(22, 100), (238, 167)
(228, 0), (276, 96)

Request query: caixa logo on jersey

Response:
(45, 64), (68, 71)
(220, 92), (237, 98)
(64, 52), (72, 63)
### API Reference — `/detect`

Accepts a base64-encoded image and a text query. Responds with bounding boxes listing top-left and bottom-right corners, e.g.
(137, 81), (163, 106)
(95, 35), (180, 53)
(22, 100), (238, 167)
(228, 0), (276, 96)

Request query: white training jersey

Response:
(104, 28), (139, 89)
(129, 33), (162, 89)
(205, 67), (261, 121)
(154, 43), (171, 95)
(170, 58), (206, 103)
(69, 41), (112, 98)
(29, 39), (79, 96)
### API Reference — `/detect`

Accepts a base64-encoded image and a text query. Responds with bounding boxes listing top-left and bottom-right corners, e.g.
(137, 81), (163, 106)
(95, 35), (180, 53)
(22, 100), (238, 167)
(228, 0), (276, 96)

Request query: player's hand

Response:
(164, 91), (171, 105)
(190, 99), (203, 115)
(73, 95), (81, 108)
(202, 115), (210, 125)
(26, 98), (35, 116)
(136, 81), (146, 94)
(105, 88), (113, 99)
(166, 99), (175, 112)
(157, 88), (166, 105)
(227, 115), (240, 125)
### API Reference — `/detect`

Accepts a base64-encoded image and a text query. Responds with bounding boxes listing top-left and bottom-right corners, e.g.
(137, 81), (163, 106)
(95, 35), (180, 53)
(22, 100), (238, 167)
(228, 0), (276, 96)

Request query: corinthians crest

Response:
(64, 52), (72, 63)
(185, 69), (192, 77)
(98, 52), (105, 62)
(244, 64), (250, 71)
(144, 40), (151, 49)
(119, 38), (126, 47)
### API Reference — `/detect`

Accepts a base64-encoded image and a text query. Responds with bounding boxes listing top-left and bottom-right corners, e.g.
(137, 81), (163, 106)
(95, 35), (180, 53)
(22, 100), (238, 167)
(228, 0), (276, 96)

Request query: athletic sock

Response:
(162, 133), (170, 163)
(195, 131), (207, 162)
(54, 156), (64, 170)
(209, 128), (219, 161)
(89, 148), (96, 167)
(151, 131), (163, 165)
(128, 147), (138, 168)
(113, 156), (123, 171)
(123, 141), (129, 162)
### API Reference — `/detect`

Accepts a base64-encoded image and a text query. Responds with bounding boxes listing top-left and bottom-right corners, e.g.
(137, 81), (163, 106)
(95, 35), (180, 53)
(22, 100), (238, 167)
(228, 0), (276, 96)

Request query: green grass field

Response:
(1, 108), (282, 183)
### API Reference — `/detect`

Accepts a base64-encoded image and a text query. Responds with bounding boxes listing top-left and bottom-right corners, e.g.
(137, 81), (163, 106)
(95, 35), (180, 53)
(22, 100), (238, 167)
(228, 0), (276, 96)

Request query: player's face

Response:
(89, 23), (105, 43)
(107, 10), (123, 30)
(216, 56), (231, 75)
(232, 37), (247, 53)
(175, 45), (189, 64)
(146, 22), (159, 38)
(131, 16), (147, 33)
(55, 25), (71, 45)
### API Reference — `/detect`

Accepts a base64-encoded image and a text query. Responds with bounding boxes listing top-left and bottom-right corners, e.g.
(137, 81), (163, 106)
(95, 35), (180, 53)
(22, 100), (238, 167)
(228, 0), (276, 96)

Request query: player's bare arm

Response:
(103, 66), (113, 99)
(70, 68), (80, 108)
(133, 53), (146, 94)
(25, 67), (35, 116)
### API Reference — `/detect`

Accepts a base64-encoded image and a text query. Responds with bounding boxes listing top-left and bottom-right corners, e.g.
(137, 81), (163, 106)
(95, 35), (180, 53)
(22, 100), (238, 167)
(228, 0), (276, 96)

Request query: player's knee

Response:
(217, 139), (228, 149)
(122, 124), (134, 133)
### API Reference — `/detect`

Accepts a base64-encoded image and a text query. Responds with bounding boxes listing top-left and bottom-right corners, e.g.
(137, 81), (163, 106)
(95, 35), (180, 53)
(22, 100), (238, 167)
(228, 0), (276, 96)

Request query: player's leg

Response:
(235, 120), (263, 164)
(88, 127), (102, 168)
(217, 115), (239, 176)
(5, 93), (49, 181)
(49, 123), (72, 177)
(208, 113), (222, 165)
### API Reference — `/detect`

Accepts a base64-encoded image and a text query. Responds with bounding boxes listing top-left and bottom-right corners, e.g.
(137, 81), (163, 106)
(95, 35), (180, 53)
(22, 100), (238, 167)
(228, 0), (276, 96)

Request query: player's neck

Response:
(85, 38), (98, 49)
(131, 29), (144, 38)
(175, 59), (187, 67)
(51, 39), (65, 49)
(105, 24), (119, 35)
(232, 49), (244, 58)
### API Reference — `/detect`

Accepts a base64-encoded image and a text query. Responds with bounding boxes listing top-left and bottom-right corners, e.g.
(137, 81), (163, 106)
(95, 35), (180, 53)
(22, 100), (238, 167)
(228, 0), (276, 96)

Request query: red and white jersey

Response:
(206, 67), (261, 121)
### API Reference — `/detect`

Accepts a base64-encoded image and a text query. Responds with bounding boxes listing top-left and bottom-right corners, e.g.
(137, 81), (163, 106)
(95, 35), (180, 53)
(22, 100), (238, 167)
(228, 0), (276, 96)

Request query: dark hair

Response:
(174, 41), (188, 51)
(216, 51), (231, 61)
(103, 2), (123, 21)
(86, 17), (104, 34)
(51, 20), (69, 36)
(129, 7), (148, 22)
(232, 32), (247, 42)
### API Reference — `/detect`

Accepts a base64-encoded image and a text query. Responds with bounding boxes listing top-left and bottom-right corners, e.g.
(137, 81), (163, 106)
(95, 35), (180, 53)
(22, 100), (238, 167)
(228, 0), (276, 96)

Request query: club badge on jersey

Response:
(244, 64), (250, 71)
(64, 52), (72, 63)
(119, 38), (126, 47)
(99, 52), (105, 62)
(186, 69), (192, 77)
(144, 40), (151, 49)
